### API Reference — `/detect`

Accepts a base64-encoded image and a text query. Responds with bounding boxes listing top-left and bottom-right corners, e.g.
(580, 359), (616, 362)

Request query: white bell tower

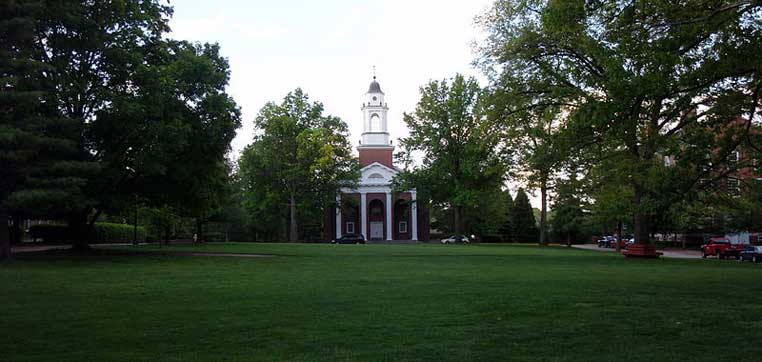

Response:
(361, 74), (390, 146)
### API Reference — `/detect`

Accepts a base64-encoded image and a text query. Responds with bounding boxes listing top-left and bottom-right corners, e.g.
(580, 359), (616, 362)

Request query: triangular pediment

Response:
(359, 162), (398, 185)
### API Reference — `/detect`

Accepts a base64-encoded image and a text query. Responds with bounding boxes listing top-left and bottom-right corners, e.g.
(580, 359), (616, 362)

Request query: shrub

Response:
(29, 222), (147, 243)
(93, 223), (146, 243)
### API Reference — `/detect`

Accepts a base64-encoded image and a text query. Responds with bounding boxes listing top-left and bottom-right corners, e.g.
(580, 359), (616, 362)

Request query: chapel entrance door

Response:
(370, 222), (383, 240)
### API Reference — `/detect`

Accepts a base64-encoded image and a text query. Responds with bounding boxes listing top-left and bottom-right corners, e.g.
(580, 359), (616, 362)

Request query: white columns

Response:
(385, 192), (393, 240)
(335, 194), (342, 240)
(360, 192), (367, 240)
(411, 190), (418, 241)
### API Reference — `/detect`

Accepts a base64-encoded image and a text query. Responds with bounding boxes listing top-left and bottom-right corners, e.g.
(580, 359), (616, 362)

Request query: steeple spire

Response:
(361, 65), (390, 146)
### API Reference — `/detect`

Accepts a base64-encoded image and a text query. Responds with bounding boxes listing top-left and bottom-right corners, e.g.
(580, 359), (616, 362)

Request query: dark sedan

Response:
(333, 233), (365, 244)
(739, 246), (762, 263)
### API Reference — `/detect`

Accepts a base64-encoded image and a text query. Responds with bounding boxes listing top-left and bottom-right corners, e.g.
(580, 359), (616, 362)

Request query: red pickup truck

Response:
(701, 237), (747, 259)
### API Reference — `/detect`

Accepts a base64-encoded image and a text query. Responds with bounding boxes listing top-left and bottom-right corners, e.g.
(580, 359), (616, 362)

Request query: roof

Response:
(368, 78), (383, 94)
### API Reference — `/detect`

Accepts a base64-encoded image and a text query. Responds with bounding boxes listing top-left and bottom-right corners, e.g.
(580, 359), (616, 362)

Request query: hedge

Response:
(93, 222), (147, 243)
(29, 223), (147, 243)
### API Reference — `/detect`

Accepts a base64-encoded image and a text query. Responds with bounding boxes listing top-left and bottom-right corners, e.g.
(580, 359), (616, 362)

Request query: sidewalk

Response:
(11, 242), (153, 254)
(572, 243), (702, 259)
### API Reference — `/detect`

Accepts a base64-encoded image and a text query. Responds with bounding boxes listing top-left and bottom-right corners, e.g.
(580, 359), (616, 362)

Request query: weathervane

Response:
(373, 65), (376, 80)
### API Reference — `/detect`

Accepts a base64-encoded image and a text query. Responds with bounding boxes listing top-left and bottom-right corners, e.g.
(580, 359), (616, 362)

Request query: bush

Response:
(29, 222), (147, 243)
(93, 223), (146, 243)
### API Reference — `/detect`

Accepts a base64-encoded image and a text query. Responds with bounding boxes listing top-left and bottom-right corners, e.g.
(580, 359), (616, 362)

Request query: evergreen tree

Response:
(499, 191), (514, 242)
(0, 1), (89, 261)
(510, 188), (539, 243)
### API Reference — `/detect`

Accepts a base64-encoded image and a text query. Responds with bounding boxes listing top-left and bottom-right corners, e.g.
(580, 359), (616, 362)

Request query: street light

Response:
(125, 166), (138, 246)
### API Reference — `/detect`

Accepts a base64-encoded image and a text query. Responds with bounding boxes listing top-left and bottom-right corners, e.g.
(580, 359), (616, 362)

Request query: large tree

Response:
(24, 1), (241, 249)
(395, 74), (509, 235)
(239, 89), (358, 242)
(0, 1), (90, 261)
(479, 0), (762, 245)
(490, 93), (562, 245)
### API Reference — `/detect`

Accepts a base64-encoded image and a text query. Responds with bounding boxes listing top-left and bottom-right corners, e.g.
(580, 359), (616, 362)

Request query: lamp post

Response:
(133, 194), (138, 246)
(125, 165), (138, 246)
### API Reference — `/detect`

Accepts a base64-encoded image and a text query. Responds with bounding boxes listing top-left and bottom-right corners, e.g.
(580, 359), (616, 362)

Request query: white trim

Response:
(346, 221), (355, 234)
(335, 194), (342, 240)
(341, 186), (393, 193)
(411, 190), (418, 241)
(360, 192), (367, 240)
(386, 192), (393, 240)
(359, 161), (398, 173)
(399, 221), (408, 233)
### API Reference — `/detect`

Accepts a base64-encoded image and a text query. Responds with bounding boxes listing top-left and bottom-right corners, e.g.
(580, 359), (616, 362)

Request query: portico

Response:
(335, 186), (418, 241)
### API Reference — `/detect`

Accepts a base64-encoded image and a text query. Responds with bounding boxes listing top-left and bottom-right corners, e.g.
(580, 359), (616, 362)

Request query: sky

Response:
(168, 0), (493, 154)
(167, 0), (539, 206)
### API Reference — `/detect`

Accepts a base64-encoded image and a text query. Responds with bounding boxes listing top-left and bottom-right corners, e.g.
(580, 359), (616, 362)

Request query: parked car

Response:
(597, 236), (615, 248)
(333, 233), (365, 244)
(701, 237), (745, 259)
(611, 237), (629, 250)
(738, 246), (762, 263)
(441, 235), (470, 244)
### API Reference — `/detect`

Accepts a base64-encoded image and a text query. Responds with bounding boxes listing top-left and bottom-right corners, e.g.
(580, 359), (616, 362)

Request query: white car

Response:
(441, 235), (470, 244)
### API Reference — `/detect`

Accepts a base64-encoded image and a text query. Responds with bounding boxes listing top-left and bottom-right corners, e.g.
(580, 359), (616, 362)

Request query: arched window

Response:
(369, 199), (384, 217)
(370, 113), (381, 131)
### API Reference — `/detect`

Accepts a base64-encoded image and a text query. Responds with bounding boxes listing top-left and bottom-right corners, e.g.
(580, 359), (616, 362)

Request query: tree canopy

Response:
(1, 1), (241, 252)
(395, 74), (509, 235)
(238, 89), (358, 241)
(479, 0), (762, 244)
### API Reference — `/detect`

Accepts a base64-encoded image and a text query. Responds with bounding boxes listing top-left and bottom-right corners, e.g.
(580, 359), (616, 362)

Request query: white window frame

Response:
(728, 178), (741, 198)
(346, 222), (355, 234)
(729, 150), (740, 163)
(399, 221), (408, 233)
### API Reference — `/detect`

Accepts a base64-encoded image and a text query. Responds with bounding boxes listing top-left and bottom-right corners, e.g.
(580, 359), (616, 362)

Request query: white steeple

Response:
(361, 70), (390, 146)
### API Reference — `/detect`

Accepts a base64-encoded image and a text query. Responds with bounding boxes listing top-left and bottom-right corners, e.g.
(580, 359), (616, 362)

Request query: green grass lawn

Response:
(2, 243), (761, 362)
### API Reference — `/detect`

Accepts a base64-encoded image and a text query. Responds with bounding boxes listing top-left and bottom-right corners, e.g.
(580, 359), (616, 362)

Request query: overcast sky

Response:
(168, 0), (540, 205)
(169, 0), (492, 153)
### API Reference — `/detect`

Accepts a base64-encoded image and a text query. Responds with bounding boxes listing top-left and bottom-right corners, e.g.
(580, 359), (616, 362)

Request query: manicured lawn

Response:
(2, 243), (761, 361)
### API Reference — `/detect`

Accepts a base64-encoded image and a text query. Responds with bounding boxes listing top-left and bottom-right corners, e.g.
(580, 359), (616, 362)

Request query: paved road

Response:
(572, 243), (702, 259)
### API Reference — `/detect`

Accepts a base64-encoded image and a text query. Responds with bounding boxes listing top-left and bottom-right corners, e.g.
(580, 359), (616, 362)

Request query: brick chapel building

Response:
(323, 77), (430, 241)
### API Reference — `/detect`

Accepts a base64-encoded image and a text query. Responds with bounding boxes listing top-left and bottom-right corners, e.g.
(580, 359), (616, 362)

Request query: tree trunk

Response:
(10, 213), (22, 245)
(289, 194), (298, 242)
(132, 205), (138, 246)
(633, 188), (651, 245)
(0, 201), (12, 263)
(69, 211), (92, 252)
(454, 206), (463, 235)
(539, 180), (548, 246)
(615, 221), (623, 252)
